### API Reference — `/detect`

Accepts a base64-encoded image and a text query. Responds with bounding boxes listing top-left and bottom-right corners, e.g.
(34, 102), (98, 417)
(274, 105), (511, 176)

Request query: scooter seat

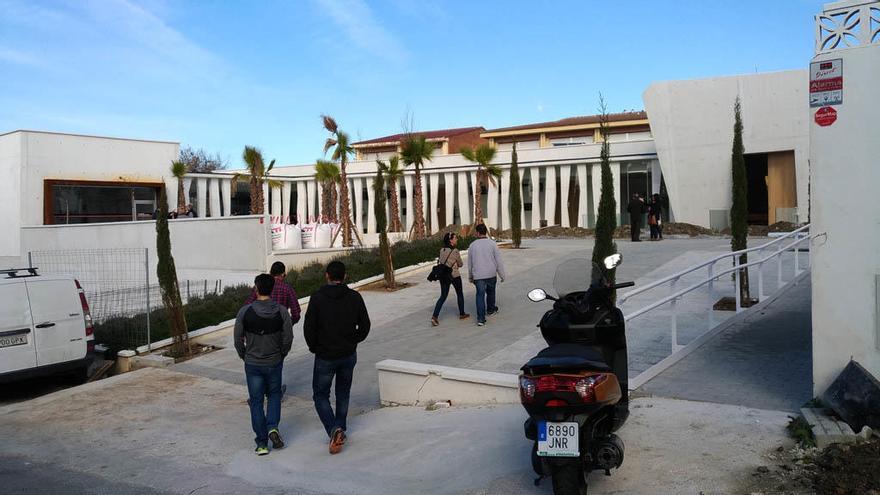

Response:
(522, 343), (611, 372)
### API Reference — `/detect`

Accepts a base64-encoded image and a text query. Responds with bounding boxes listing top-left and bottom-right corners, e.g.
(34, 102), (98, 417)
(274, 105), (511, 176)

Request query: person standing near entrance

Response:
(627, 193), (646, 242)
(648, 193), (663, 241)
(431, 232), (469, 326)
(304, 261), (371, 454)
(234, 274), (294, 456)
(468, 224), (506, 327)
(246, 262), (301, 324)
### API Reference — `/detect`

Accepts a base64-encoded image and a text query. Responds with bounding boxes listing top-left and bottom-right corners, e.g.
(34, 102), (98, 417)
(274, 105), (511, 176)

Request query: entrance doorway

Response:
(744, 151), (797, 225)
(744, 154), (769, 225)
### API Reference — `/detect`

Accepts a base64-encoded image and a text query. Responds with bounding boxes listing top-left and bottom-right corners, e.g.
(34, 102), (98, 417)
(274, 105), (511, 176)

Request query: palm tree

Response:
(376, 155), (404, 232)
(460, 143), (501, 227)
(399, 135), (434, 239)
(314, 159), (340, 223)
(170, 160), (188, 212)
(232, 146), (280, 215)
(322, 115), (355, 245)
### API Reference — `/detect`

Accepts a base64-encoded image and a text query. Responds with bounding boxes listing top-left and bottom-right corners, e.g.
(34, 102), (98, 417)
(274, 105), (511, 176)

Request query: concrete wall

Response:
(20, 216), (268, 280)
(0, 133), (22, 262)
(644, 70), (810, 227)
(810, 37), (880, 394)
(375, 360), (519, 407)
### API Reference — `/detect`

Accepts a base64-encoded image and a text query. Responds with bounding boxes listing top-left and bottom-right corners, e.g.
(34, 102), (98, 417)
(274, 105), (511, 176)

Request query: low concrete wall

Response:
(376, 359), (519, 407)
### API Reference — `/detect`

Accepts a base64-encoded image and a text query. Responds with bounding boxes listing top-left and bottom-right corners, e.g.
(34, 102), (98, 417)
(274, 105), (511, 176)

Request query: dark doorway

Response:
(744, 153), (769, 225)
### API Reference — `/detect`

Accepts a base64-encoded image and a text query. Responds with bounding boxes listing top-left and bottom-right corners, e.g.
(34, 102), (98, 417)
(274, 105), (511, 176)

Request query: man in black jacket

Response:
(304, 261), (371, 455)
(234, 274), (294, 456)
(627, 193), (646, 242)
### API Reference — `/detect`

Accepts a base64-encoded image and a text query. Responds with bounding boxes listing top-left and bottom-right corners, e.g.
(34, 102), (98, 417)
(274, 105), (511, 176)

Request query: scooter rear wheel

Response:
(549, 461), (587, 495)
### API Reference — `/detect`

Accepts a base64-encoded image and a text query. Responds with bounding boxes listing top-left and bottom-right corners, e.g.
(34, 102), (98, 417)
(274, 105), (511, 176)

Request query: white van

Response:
(0, 268), (95, 383)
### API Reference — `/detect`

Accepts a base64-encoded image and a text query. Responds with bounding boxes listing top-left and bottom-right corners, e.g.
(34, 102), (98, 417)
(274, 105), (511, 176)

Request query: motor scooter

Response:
(520, 254), (633, 495)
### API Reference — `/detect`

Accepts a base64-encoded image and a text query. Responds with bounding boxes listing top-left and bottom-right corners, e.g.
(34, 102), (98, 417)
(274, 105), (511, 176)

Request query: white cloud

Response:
(313, 0), (409, 64)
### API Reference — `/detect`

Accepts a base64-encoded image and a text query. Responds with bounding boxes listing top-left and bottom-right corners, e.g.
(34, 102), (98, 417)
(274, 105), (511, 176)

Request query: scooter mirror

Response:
(527, 288), (547, 302)
(603, 253), (622, 270)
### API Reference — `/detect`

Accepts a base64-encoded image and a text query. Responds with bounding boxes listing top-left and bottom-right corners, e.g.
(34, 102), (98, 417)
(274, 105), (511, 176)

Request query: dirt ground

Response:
(744, 438), (880, 495)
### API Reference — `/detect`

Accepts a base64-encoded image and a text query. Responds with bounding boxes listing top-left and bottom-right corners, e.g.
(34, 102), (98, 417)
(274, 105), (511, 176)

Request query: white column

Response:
(530, 166), (541, 229)
(262, 182), (270, 218)
(197, 177), (207, 218)
(577, 165), (589, 228)
(487, 171), (499, 230)
(457, 172), (471, 226)
(544, 165), (557, 226)
(429, 173), (440, 234)
(472, 171), (480, 224)
(592, 163), (602, 221)
(306, 180), (316, 222)
(420, 173), (429, 233)
(559, 165), (571, 227)
(404, 175), (414, 232)
(352, 178), (363, 233)
(183, 177), (193, 206)
(221, 178), (232, 217)
(444, 172), (455, 228)
(209, 178), (221, 218)
(282, 181), (292, 222)
(500, 169), (511, 231)
(365, 177), (376, 234)
(316, 182), (324, 221)
(611, 162), (621, 225)
(296, 181), (307, 224)
(271, 184), (282, 218)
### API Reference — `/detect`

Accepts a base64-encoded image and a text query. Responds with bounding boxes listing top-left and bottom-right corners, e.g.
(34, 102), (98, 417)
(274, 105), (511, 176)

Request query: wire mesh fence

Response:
(29, 248), (222, 353)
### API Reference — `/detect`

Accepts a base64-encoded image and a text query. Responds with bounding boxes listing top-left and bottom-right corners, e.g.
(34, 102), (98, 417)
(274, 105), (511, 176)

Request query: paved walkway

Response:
(639, 274), (813, 412)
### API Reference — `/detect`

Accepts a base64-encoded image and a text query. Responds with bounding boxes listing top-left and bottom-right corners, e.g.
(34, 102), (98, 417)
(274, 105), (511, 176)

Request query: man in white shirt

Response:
(467, 224), (507, 326)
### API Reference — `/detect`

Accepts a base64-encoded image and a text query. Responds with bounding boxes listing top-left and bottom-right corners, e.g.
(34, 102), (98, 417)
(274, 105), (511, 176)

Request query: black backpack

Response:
(427, 250), (454, 283)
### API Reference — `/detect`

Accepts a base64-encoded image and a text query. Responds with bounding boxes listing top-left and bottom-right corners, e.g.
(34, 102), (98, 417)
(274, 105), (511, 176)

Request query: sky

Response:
(0, 0), (824, 167)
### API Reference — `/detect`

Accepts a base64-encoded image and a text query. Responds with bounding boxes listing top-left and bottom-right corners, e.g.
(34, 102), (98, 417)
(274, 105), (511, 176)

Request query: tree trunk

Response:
(412, 166), (426, 239)
(738, 253), (751, 304)
(389, 179), (402, 232)
(473, 169), (484, 226)
(330, 183), (338, 224)
(177, 177), (186, 211)
(380, 232), (395, 288)
(339, 160), (352, 246)
(250, 176), (263, 215)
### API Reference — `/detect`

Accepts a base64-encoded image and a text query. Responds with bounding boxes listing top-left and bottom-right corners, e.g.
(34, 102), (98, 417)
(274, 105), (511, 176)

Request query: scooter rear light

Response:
(519, 376), (537, 402)
(525, 373), (622, 404)
(545, 399), (568, 407)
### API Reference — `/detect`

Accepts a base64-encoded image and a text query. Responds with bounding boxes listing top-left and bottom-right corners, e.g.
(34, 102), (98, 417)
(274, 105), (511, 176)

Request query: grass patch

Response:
(787, 415), (816, 449)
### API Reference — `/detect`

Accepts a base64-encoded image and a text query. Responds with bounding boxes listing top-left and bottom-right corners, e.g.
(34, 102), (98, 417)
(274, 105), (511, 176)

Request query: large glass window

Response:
(47, 182), (160, 224)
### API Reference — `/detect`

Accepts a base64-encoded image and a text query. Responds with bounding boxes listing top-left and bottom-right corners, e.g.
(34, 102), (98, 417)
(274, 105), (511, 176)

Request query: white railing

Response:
(619, 224), (811, 353)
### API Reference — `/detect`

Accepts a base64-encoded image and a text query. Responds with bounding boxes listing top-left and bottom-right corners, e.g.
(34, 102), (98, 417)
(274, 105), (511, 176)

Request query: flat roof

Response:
(353, 126), (484, 147)
(483, 111), (648, 135)
(0, 129), (179, 145)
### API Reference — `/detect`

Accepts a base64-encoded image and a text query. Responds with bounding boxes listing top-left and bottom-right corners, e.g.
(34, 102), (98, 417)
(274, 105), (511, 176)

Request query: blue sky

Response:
(1, 0), (822, 166)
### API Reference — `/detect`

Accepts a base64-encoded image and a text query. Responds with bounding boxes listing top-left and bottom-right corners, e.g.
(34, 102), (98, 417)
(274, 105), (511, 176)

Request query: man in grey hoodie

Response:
(234, 274), (294, 456)
(468, 224), (507, 326)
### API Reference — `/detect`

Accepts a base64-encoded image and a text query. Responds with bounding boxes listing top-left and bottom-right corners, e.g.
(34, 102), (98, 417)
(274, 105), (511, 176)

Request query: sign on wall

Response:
(815, 106), (838, 127)
(810, 58), (843, 107)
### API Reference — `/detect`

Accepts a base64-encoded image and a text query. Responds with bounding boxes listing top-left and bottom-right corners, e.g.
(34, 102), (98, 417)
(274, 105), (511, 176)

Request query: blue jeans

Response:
(433, 276), (466, 318)
(474, 277), (497, 323)
(245, 361), (284, 447)
(312, 352), (357, 437)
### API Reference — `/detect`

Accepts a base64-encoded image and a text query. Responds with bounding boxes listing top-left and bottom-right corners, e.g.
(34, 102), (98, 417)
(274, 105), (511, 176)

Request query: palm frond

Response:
(266, 179), (284, 189)
(230, 172), (250, 195)
(321, 114), (338, 134)
(170, 160), (188, 178)
(242, 146), (264, 175)
(475, 143), (497, 165)
(323, 138), (337, 155)
(266, 159), (275, 173)
(459, 145), (476, 163)
(376, 159), (388, 172)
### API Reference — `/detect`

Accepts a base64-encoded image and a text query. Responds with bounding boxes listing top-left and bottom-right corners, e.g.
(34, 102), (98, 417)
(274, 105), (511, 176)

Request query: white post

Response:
(559, 165), (571, 227)
(221, 178), (232, 217)
(183, 177), (193, 206)
(352, 177), (364, 234)
(444, 172), (456, 228)
(487, 172), (499, 230)
(544, 165), (557, 226)
(758, 262), (765, 301)
(591, 163), (602, 223)
(795, 243), (801, 275)
(306, 180), (316, 223)
(316, 182), (324, 222)
(420, 173), (429, 233)
(262, 182), (270, 219)
(366, 177), (376, 234)
(735, 267), (742, 313)
(196, 177), (207, 218)
(281, 181), (292, 222)
(500, 169), (511, 231)
(271, 184), (282, 219)
(457, 172), (471, 226)
(530, 167), (541, 229)
(777, 252), (783, 289)
(209, 178), (221, 218)
(429, 173), (440, 234)
(670, 277), (679, 352)
(577, 164), (588, 228)
(707, 263), (715, 330)
(611, 162), (621, 226)
(404, 174), (414, 232)
(296, 181), (307, 224)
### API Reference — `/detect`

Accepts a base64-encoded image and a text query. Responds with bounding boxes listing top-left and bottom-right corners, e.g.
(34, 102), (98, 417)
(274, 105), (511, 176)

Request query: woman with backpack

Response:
(431, 232), (469, 326)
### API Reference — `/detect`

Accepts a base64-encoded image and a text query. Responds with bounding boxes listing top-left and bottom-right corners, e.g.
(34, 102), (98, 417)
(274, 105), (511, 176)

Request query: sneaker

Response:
(431, 316), (439, 327)
(329, 427), (345, 455)
(487, 308), (499, 316)
(269, 429), (284, 450)
(255, 445), (269, 456)
(477, 321), (486, 327)
(459, 313), (470, 320)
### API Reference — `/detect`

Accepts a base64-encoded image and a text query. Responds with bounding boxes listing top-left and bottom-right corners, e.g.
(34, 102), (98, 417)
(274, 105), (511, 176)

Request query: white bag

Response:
(270, 223), (285, 250)
(285, 224), (302, 250)
(315, 223), (333, 249)
(301, 223), (317, 249)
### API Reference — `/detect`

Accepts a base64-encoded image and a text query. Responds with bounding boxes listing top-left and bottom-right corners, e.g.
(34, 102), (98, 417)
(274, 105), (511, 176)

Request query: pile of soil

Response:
(769, 221), (799, 233)
(662, 222), (716, 236)
(720, 222), (800, 237)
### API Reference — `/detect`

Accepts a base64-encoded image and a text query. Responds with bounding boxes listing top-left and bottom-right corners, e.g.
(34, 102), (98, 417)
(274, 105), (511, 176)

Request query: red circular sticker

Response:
(815, 106), (837, 127)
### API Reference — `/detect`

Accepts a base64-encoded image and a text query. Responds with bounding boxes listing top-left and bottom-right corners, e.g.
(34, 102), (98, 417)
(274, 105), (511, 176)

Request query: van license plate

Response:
(537, 421), (579, 457)
(0, 335), (27, 348)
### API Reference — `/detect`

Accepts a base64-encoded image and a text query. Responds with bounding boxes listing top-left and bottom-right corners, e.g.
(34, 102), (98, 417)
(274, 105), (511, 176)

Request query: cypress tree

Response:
(156, 188), (190, 357)
(730, 96), (751, 303)
(374, 168), (396, 288)
(509, 143), (523, 248)
(592, 96), (618, 283)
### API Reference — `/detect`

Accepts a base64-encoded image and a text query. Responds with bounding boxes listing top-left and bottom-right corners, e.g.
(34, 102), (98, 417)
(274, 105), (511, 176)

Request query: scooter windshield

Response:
(553, 258), (594, 297)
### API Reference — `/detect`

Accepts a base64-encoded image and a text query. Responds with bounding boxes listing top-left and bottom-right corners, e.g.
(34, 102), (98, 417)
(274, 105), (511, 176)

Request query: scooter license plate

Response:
(537, 421), (579, 457)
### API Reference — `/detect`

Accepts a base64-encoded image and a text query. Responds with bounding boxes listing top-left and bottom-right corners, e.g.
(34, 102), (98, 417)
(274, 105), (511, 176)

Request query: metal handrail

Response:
(618, 223), (810, 304)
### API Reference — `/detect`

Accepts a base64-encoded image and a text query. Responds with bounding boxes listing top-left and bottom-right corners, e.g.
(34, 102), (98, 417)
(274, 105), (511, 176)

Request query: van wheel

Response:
(550, 461), (587, 495)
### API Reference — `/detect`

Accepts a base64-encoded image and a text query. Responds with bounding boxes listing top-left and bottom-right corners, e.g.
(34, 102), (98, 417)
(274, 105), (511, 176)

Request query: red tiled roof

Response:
(483, 111), (648, 134)
(353, 126), (485, 146)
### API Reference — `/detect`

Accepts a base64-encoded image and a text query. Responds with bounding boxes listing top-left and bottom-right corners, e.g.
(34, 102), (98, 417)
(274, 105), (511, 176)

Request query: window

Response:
(497, 140), (540, 152)
(45, 181), (161, 225)
(606, 131), (653, 143)
(550, 136), (594, 147)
